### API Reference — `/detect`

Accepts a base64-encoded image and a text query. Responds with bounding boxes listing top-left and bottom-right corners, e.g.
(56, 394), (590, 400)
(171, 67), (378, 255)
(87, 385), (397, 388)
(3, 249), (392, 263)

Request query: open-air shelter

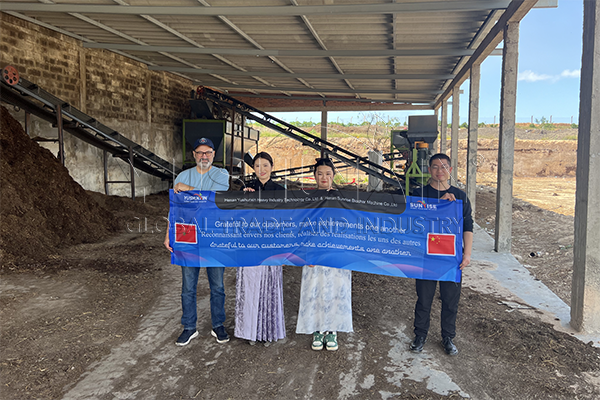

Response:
(0, 0), (598, 334)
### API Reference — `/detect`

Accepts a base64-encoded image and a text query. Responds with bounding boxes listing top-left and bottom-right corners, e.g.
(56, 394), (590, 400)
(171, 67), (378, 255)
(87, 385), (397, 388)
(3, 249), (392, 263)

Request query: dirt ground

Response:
(1, 107), (599, 399)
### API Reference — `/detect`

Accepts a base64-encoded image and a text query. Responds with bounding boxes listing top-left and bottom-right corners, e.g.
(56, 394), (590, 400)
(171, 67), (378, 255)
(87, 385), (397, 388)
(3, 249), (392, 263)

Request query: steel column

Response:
(56, 104), (65, 166)
(451, 86), (460, 183)
(129, 146), (135, 200)
(432, 108), (439, 153)
(104, 150), (109, 195)
(229, 108), (236, 176)
(440, 100), (448, 153)
(24, 111), (31, 136)
(241, 115), (246, 176)
(321, 111), (328, 158)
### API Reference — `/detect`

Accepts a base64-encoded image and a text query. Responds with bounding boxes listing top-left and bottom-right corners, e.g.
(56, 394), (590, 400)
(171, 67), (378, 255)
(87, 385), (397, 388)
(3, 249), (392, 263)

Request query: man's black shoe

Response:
(442, 337), (458, 356)
(211, 326), (230, 343)
(175, 329), (199, 346)
(409, 336), (426, 352)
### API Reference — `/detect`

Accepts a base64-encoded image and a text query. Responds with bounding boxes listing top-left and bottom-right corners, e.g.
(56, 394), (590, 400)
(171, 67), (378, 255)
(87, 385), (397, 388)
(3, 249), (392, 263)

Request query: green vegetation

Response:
(535, 116), (556, 130)
(249, 115), (577, 142)
(291, 119), (317, 128)
(333, 174), (348, 185)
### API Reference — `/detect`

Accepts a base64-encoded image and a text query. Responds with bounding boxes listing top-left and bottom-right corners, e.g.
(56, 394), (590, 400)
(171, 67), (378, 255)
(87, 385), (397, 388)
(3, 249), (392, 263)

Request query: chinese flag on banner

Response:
(175, 223), (197, 244)
(427, 233), (456, 256)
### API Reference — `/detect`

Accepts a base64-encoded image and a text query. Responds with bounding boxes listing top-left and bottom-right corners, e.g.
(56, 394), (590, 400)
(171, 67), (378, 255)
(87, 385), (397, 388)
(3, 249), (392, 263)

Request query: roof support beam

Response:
(236, 96), (432, 112)
(0, 1), (513, 16)
(198, 83), (441, 96)
(434, 0), (538, 108)
(112, 0), (265, 93)
(148, 67), (455, 81)
(228, 93), (427, 103)
(195, 0), (314, 95)
(437, 9), (503, 98)
(82, 43), (476, 57)
(291, 0), (357, 95)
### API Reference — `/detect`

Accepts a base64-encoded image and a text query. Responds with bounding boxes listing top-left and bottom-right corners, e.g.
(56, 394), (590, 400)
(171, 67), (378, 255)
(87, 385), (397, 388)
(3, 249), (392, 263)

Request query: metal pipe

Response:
(129, 146), (135, 200)
(56, 104), (65, 165)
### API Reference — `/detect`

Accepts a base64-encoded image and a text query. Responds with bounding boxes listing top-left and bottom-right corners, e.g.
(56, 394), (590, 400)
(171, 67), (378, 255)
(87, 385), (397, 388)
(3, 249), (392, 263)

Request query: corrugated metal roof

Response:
(0, 0), (544, 111)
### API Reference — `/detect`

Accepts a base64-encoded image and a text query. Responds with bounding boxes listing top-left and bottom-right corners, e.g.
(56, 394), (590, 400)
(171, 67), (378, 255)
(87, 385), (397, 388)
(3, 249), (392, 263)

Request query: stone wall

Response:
(0, 13), (193, 196)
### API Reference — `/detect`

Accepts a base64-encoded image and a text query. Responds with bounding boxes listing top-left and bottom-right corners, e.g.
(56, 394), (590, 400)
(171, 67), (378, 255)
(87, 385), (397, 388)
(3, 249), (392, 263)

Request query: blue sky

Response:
(271, 1), (583, 125)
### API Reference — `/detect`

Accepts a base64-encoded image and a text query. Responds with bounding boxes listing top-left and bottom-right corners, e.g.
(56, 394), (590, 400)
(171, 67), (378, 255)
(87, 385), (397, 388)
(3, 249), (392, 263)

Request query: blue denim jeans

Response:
(181, 266), (226, 331)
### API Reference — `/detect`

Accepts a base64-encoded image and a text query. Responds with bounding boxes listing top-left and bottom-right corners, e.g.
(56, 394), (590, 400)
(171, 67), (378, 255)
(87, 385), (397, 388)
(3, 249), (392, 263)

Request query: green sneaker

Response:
(311, 331), (324, 350)
(325, 332), (338, 351)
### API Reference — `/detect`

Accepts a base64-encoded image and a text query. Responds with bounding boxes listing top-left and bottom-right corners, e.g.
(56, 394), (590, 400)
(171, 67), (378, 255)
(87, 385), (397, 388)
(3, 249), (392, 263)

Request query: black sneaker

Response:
(442, 337), (458, 356)
(409, 335), (426, 352)
(176, 329), (199, 346)
(211, 326), (230, 343)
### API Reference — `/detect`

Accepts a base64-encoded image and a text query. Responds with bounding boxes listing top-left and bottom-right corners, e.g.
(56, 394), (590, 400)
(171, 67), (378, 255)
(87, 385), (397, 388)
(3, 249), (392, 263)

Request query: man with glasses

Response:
(164, 137), (230, 346)
(409, 153), (473, 356)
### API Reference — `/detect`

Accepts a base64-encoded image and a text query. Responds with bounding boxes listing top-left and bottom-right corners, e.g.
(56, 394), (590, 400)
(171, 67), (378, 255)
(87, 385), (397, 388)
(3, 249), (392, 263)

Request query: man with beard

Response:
(164, 137), (230, 346)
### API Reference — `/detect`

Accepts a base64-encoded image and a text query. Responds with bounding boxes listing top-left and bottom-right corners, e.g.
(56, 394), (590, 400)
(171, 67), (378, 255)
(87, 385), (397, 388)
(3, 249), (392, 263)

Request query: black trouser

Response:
(413, 279), (461, 339)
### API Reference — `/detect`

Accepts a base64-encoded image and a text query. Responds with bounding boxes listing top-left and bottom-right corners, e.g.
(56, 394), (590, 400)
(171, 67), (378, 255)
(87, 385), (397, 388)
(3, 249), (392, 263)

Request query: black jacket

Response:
(412, 185), (474, 232)
(248, 178), (284, 191)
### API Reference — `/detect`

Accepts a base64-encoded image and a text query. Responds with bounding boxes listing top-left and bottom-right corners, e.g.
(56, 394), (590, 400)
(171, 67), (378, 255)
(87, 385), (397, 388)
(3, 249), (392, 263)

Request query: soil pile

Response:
(0, 105), (119, 267)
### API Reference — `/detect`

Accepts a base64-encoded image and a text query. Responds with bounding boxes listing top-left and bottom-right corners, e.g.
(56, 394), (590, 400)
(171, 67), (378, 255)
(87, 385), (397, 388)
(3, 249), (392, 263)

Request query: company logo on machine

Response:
(409, 200), (437, 211)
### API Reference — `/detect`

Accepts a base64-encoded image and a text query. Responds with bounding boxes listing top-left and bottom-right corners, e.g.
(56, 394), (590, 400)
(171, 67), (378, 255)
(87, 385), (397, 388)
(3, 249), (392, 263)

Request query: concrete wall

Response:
(0, 13), (192, 196)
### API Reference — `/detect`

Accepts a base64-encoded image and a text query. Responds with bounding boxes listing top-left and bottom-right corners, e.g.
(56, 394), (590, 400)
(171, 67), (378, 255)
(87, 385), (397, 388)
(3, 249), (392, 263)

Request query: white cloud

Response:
(560, 69), (580, 78)
(518, 69), (581, 82)
(518, 70), (553, 82)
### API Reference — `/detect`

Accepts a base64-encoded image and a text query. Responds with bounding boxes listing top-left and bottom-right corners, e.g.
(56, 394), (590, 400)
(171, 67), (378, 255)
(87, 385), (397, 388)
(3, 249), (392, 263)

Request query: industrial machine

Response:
(391, 115), (439, 193)
(191, 86), (404, 189)
(185, 87), (260, 176)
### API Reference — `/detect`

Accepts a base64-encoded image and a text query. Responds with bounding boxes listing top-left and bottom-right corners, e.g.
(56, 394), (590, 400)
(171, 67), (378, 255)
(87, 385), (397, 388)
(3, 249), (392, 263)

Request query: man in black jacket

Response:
(409, 153), (473, 356)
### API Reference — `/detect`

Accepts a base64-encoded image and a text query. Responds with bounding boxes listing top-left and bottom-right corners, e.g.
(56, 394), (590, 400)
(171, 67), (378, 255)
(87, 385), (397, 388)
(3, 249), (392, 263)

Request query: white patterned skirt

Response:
(295, 265), (353, 334)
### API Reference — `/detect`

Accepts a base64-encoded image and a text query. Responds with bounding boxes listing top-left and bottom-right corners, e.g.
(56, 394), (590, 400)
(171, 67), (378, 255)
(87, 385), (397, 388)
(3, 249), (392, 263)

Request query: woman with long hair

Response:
(295, 158), (353, 351)
(234, 152), (286, 345)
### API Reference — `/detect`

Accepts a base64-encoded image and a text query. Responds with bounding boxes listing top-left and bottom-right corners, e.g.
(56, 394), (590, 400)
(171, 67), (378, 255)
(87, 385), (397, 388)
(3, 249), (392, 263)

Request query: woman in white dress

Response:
(235, 152), (286, 345)
(295, 158), (353, 351)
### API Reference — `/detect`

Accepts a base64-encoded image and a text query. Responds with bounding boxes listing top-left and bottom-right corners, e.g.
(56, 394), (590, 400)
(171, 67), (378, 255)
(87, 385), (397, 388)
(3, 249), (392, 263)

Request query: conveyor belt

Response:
(1, 77), (181, 180)
(268, 151), (402, 179)
(199, 87), (404, 189)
